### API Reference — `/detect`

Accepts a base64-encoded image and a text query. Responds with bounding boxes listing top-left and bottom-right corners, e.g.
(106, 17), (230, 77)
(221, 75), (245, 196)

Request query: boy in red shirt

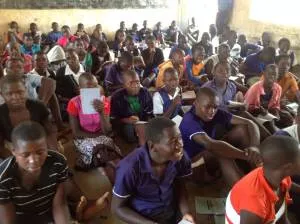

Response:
(226, 135), (300, 224)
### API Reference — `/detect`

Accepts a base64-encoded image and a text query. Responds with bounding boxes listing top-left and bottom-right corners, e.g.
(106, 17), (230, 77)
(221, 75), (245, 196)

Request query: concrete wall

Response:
(230, 0), (300, 54)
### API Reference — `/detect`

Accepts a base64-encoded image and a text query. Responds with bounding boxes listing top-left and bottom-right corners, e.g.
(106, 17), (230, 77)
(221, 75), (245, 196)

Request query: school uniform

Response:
(0, 150), (69, 224)
(113, 145), (192, 223)
(153, 87), (182, 119)
(141, 47), (164, 78)
(179, 106), (233, 158)
(20, 44), (41, 56)
(225, 167), (292, 224)
(185, 57), (206, 86)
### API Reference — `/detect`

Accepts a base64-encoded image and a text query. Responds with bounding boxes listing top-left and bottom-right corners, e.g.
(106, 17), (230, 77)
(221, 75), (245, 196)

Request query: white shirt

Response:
(230, 43), (241, 60)
(64, 64), (85, 84)
(211, 36), (219, 54)
(153, 87), (180, 115)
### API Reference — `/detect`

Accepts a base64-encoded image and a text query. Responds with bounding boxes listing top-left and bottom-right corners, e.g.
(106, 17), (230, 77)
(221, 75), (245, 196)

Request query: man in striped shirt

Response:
(0, 121), (70, 223)
(225, 136), (300, 224)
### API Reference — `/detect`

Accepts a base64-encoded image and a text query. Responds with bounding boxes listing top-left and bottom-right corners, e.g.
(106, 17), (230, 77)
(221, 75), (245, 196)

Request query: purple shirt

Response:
(104, 63), (123, 87)
(179, 106), (233, 158)
(202, 80), (237, 111)
(113, 145), (192, 218)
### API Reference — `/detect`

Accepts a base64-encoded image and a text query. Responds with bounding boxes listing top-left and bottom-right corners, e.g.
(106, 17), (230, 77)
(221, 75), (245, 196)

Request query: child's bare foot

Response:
(82, 192), (110, 221)
(76, 196), (88, 221)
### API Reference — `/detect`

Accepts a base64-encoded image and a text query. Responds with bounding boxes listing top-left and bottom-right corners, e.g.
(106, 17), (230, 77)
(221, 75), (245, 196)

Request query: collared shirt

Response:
(230, 43), (241, 60)
(64, 64), (85, 84)
(202, 80), (237, 110)
(156, 60), (184, 89)
(277, 72), (299, 101)
(0, 151), (69, 222)
(113, 145), (192, 218)
(47, 31), (63, 44)
(153, 87), (181, 115)
(240, 43), (261, 58)
(185, 57), (206, 86)
(20, 44), (41, 56)
(30, 68), (55, 79)
(104, 63), (123, 87)
(244, 80), (282, 111)
(111, 87), (153, 121)
(244, 52), (271, 77)
(24, 73), (43, 100)
(179, 106), (233, 158)
(225, 167), (292, 224)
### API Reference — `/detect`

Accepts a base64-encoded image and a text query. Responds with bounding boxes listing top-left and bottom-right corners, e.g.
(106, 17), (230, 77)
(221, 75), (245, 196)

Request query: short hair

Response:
(170, 48), (184, 59)
(11, 121), (46, 149)
(213, 61), (231, 73)
(30, 22), (37, 28)
(79, 72), (96, 83)
(196, 87), (217, 101)
(260, 135), (300, 169)
(123, 69), (138, 80)
(119, 51), (133, 63)
(0, 74), (25, 92)
(125, 35), (134, 42)
(163, 67), (178, 78)
(275, 54), (290, 64)
(78, 23), (84, 27)
(34, 51), (47, 59)
(218, 43), (230, 51)
(278, 37), (290, 47)
(145, 117), (176, 143)
(145, 35), (156, 43)
(65, 48), (78, 56)
(6, 57), (24, 68)
(192, 43), (205, 54)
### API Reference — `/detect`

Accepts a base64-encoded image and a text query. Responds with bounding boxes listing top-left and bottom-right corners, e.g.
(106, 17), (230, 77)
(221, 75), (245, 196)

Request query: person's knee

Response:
(227, 125), (250, 148)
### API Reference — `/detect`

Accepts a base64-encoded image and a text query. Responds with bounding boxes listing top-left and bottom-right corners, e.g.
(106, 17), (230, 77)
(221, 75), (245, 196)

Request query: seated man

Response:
(185, 44), (207, 86)
(239, 47), (275, 85)
(153, 67), (182, 119)
(156, 48), (185, 89)
(104, 51), (133, 94)
(0, 121), (70, 223)
(225, 135), (300, 224)
(111, 70), (153, 143)
(141, 35), (164, 86)
(179, 87), (260, 186)
(112, 117), (195, 224)
(245, 64), (293, 132)
(56, 48), (85, 121)
(227, 30), (241, 60)
(203, 62), (244, 111)
(275, 54), (300, 104)
(20, 33), (40, 56)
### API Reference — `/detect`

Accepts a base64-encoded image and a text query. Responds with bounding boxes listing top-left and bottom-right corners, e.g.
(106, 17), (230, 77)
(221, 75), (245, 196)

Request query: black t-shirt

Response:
(0, 100), (49, 141)
(0, 150), (69, 223)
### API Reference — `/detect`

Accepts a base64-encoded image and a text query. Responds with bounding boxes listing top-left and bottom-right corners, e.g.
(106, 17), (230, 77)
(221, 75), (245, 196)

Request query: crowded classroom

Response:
(0, 0), (300, 223)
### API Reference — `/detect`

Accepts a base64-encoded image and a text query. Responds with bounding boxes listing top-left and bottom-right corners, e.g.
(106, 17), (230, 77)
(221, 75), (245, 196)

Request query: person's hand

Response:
(172, 95), (182, 106)
(181, 213), (196, 224)
(129, 115), (140, 124)
(93, 99), (104, 114)
(244, 147), (262, 167)
(259, 106), (268, 116)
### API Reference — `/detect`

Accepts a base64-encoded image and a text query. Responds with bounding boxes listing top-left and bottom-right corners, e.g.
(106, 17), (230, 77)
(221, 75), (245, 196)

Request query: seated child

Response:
(20, 33), (40, 56)
(113, 30), (126, 58)
(225, 135), (300, 224)
(152, 22), (165, 46)
(112, 117), (195, 224)
(139, 20), (151, 41)
(0, 121), (70, 223)
(185, 44), (207, 86)
(203, 62), (244, 111)
(179, 87), (261, 186)
(238, 34), (261, 58)
(227, 30), (241, 60)
(141, 35), (164, 84)
(156, 48), (185, 89)
(57, 25), (77, 49)
(165, 20), (180, 45)
(104, 51), (133, 94)
(245, 64), (293, 132)
(276, 37), (297, 67)
(198, 32), (213, 58)
(46, 22), (63, 47)
(67, 73), (121, 177)
(91, 40), (111, 76)
(275, 54), (300, 104)
(111, 70), (153, 143)
(169, 34), (191, 58)
(153, 67), (182, 119)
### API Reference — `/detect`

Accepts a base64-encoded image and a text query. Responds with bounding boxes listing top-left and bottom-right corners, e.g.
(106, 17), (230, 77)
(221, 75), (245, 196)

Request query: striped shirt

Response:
(0, 150), (69, 222)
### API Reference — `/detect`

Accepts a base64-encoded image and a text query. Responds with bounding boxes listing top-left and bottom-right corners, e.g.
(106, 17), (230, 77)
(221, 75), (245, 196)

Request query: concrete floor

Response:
(61, 135), (299, 224)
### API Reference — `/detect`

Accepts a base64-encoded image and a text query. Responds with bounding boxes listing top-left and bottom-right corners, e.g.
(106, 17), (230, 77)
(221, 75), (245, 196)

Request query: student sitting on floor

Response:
(202, 62), (244, 111)
(239, 47), (275, 85)
(112, 117), (195, 224)
(0, 121), (70, 223)
(122, 36), (140, 56)
(276, 37), (297, 67)
(153, 67), (182, 119)
(113, 29), (126, 58)
(169, 34), (191, 58)
(0, 75), (57, 154)
(275, 54), (300, 104)
(104, 51), (134, 94)
(153, 22), (165, 46)
(165, 20), (180, 46)
(227, 30), (241, 60)
(139, 20), (151, 41)
(46, 22), (63, 47)
(244, 64), (293, 133)
(56, 48), (85, 121)
(238, 34), (261, 59)
(57, 25), (77, 49)
(141, 35), (165, 86)
(90, 40), (111, 77)
(20, 33), (40, 56)
(198, 32), (213, 58)
(225, 135), (300, 224)
(156, 48), (185, 89)
(179, 87), (261, 187)
(185, 44), (207, 86)
(111, 70), (153, 143)
(67, 73), (121, 180)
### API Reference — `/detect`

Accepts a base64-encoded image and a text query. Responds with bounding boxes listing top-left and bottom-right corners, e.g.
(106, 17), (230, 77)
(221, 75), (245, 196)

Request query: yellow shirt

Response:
(156, 60), (184, 89)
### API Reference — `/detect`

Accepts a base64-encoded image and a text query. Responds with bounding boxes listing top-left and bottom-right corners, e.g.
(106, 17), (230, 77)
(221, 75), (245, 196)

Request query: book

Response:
(80, 88), (101, 115)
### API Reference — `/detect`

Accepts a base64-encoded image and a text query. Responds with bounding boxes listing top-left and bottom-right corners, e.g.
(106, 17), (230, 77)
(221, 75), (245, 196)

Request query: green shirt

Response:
(127, 96), (141, 114)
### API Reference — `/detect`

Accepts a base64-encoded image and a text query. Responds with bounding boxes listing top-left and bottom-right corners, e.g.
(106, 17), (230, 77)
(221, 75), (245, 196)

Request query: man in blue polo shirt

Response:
(179, 87), (261, 187)
(112, 117), (195, 224)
